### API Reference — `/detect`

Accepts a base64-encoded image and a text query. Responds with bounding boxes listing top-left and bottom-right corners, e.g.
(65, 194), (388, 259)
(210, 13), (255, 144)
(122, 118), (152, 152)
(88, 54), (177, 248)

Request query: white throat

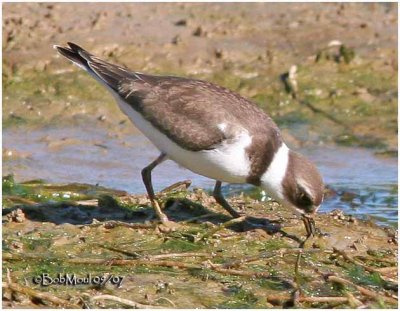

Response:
(260, 143), (290, 202)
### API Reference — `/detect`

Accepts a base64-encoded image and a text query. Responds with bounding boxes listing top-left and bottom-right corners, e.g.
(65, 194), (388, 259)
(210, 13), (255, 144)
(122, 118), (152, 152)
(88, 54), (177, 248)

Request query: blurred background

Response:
(3, 2), (398, 226)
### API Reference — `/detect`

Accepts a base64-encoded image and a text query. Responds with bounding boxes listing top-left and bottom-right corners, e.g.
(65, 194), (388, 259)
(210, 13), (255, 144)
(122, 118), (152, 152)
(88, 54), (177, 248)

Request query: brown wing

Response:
(56, 42), (280, 152)
(119, 75), (282, 152)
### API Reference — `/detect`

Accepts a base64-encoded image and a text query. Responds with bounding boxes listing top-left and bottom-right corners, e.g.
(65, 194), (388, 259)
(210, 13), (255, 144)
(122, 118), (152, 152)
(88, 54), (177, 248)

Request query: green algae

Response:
(2, 3), (397, 307)
(161, 238), (203, 252)
(217, 284), (259, 308)
(346, 266), (384, 288)
(3, 46), (397, 151)
(2, 175), (127, 208)
(3, 175), (31, 197)
(2, 180), (398, 308)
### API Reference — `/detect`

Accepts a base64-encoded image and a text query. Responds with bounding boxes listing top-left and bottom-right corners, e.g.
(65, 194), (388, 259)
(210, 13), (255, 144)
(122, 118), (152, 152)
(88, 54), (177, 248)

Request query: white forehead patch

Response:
(296, 177), (313, 197)
(260, 143), (289, 202)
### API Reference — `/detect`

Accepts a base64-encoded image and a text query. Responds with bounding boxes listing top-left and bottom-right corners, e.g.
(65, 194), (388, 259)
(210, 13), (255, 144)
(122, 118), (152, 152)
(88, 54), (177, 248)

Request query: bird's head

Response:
(281, 150), (324, 215)
(260, 144), (324, 216)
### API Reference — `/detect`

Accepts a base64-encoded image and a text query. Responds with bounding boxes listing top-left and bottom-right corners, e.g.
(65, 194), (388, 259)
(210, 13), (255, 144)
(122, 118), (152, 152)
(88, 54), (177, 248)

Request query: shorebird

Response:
(55, 42), (324, 233)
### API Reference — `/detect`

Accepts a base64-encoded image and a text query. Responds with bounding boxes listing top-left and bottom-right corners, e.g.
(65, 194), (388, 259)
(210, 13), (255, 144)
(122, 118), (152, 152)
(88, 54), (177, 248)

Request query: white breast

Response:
(260, 143), (289, 202)
(117, 98), (252, 183)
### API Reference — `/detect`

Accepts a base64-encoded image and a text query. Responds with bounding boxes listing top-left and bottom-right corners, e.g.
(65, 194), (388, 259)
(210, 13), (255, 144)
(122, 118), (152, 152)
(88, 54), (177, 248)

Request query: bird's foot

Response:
(235, 211), (247, 217)
(157, 220), (181, 233)
(152, 200), (182, 232)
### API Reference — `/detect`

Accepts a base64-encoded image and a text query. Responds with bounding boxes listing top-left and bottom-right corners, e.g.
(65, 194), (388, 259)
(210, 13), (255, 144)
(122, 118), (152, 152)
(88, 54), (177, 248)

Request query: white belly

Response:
(117, 98), (252, 183)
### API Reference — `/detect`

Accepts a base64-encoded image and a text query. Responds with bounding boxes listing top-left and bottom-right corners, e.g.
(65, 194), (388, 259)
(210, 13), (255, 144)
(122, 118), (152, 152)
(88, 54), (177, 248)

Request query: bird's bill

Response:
(273, 199), (317, 237)
(302, 214), (316, 237)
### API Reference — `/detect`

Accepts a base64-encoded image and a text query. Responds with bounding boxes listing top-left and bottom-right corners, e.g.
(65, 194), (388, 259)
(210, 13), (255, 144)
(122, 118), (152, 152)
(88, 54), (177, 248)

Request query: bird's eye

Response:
(296, 186), (313, 208)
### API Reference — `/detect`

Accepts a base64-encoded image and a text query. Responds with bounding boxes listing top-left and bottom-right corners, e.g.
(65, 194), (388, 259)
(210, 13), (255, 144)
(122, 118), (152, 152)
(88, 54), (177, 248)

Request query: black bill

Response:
(302, 215), (316, 237)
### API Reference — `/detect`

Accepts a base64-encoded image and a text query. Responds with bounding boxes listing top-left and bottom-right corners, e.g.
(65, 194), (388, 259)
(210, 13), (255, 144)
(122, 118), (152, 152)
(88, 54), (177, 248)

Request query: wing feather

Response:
(56, 43), (279, 152)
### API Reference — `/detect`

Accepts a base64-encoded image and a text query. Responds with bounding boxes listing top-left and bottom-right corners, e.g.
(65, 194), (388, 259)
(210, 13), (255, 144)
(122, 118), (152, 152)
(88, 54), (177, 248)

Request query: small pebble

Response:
(174, 19), (187, 26)
(7, 208), (26, 223)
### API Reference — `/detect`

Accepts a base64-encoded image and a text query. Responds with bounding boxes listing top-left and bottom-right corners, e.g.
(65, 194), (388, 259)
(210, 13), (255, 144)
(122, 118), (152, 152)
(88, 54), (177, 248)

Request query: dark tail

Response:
(54, 42), (94, 71)
(54, 42), (138, 91)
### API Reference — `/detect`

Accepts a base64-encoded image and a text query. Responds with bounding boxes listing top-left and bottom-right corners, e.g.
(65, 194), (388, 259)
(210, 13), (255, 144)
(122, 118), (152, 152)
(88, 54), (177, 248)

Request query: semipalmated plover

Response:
(55, 42), (324, 233)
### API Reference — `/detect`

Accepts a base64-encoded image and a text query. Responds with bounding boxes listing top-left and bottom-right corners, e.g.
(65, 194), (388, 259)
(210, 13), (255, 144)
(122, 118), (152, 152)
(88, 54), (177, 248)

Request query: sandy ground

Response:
(2, 3), (398, 309)
(4, 3), (397, 67)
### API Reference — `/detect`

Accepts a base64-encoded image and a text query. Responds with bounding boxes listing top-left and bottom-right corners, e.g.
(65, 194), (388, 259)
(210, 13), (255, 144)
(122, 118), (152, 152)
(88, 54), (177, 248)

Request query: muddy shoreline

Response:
(2, 179), (398, 308)
(3, 2), (398, 226)
(2, 3), (398, 308)
(3, 126), (398, 227)
(3, 2), (398, 150)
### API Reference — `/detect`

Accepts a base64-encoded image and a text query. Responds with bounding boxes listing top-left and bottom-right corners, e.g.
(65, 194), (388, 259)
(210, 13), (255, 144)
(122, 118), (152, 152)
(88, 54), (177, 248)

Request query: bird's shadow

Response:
(3, 195), (303, 244)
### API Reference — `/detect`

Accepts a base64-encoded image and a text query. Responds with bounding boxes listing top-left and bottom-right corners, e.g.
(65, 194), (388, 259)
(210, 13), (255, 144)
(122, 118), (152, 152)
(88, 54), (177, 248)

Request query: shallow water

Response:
(229, 146), (398, 227)
(3, 126), (398, 227)
(303, 146), (398, 227)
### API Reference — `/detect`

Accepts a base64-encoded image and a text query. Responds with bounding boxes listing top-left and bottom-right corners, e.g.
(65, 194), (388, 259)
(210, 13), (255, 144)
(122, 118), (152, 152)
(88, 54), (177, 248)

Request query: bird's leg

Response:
(141, 153), (169, 224)
(213, 181), (279, 232)
(213, 181), (243, 218)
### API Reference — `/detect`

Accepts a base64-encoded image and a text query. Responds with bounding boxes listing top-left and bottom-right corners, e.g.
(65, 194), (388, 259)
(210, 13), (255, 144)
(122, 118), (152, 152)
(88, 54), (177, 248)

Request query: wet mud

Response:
(2, 178), (398, 308)
(2, 2), (398, 308)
